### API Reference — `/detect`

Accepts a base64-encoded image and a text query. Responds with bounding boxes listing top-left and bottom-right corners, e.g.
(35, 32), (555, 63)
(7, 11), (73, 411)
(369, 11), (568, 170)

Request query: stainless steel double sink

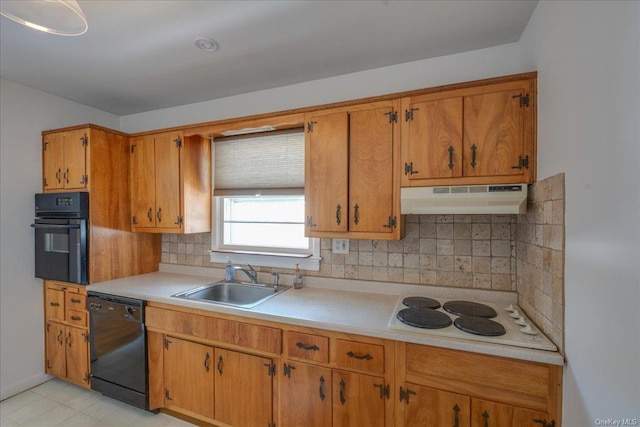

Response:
(172, 280), (290, 309)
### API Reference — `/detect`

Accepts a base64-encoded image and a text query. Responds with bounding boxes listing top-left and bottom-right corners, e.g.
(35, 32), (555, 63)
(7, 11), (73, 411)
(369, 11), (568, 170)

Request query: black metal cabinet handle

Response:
(335, 204), (341, 225)
(70, 315), (82, 321)
(204, 352), (210, 372)
(70, 298), (81, 304)
(353, 204), (360, 225)
(66, 332), (72, 347)
(63, 168), (69, 183)
(448, 145), (455, 170)
(217, 355), (223, 375)
(346, 351), (372, 360)
(482, 410), (490, 427)
(319, 376), (326, 401)
(470, 144), (478, 168)
(165, 389), (173, 401)
(156, 207), (162, 223)
(296, 342), (319, 352)
(453, 404), (460, 427)
(56, 168), (62, 183)
(339, 379), (346, 405)
(50, 302), (60, 307)
(147, 207), (153, 222)
(56, 330), (63, 344)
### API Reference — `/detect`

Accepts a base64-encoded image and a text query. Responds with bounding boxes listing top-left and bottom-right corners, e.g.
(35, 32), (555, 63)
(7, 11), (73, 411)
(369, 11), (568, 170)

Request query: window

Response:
(210, 128), (320, 270)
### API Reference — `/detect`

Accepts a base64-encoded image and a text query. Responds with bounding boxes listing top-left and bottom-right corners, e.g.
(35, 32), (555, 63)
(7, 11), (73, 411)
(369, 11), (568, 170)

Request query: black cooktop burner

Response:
(443, 300), (497, 318)
(402, 296), (441, 310)
(397, 307), (452, 329)
(453, 316), (506, 336)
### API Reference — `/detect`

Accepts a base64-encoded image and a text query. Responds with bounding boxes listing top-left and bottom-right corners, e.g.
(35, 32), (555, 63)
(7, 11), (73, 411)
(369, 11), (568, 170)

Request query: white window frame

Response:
(210, 196), (321, 271)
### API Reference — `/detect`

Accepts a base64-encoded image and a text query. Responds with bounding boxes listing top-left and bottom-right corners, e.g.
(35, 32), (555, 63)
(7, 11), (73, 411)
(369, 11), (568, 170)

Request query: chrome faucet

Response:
(271, 272), (280, 291)
(234, 264), (258, 283)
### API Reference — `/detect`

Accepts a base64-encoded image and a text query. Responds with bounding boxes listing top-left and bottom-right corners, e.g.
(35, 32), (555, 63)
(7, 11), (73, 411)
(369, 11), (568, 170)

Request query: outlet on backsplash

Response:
(332, 239), (349, 254)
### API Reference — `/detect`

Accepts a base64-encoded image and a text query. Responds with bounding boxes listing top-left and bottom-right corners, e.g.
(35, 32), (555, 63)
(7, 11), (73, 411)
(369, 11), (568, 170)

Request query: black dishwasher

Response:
(87, 292), (148, 410)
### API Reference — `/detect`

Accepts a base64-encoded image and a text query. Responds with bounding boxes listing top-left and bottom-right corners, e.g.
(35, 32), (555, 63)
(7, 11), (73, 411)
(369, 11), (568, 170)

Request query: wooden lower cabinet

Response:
(281, 361), (332, 427)
(159, 335), (275, 426)
(333, 370), (386, 427)
(399, 384), (470, 427)
(163, 337), (214, 419)
(45, 321), (90, 387)
(471, 399), (551, 427)
(44, 281), (90, 388)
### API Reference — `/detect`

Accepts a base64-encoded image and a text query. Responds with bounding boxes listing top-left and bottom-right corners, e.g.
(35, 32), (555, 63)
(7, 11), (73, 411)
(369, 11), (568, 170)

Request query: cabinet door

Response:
(512, 406), (553, 426)
(281, 361), (332, 427)
(45, 321), (66, 379)
(65, 326), (90, 387)
(332, 370), (385, 427)
(463, 88), (525, 178)
(405, 97), (463, 180)
(42, 133), (64, 190)
(349, 107), (395, 233)
(130, 135), (157, 228)
(45, 288), (65, 321)
(153, 132), (182, 230)
(215, 348), (273, 427)
(305, 112), (349, 233)
(62, 129), (87, 189)
(472, 399), (551, 427)
(164, 337), (214, 419)
(400, 383), (470, 427)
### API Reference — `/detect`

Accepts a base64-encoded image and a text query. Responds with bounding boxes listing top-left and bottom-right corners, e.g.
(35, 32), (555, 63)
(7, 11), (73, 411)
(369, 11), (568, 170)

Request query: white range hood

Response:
(400, 184), (528, 215)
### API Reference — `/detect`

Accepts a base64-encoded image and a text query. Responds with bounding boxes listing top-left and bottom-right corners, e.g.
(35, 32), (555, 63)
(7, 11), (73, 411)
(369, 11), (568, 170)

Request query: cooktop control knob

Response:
(515, 317), (527, 326)
(509, 309), (521, 318)
(520, 324), (538, 335)
(505, 304), (515, 312)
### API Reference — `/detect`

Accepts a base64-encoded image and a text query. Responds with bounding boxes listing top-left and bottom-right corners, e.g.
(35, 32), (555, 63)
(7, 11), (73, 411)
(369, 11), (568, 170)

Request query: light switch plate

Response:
(332, 239), (349, 254)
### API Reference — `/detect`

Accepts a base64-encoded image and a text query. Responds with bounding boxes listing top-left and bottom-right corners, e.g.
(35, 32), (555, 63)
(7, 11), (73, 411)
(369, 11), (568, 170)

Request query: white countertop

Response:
(87, 263), (564, 366)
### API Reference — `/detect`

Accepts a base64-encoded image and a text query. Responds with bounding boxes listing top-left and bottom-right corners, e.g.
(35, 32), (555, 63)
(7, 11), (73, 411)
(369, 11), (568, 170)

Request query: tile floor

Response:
(0, 379), (194, 426)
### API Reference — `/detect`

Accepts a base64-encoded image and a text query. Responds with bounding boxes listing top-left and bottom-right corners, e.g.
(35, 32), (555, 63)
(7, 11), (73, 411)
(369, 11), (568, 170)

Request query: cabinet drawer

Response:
(66, 293), (86, 310)
(333, 340), (384, 374)
(286, 331), (329, 363)
(146, 307), (282, 355)
(45, 288), (65, 321)
(47, 281), (81, 293)
(66, 309), (87, 327)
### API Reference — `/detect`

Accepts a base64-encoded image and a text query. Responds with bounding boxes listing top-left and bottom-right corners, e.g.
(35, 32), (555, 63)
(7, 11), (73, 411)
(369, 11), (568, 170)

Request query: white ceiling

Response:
(0, 0), (538, 115)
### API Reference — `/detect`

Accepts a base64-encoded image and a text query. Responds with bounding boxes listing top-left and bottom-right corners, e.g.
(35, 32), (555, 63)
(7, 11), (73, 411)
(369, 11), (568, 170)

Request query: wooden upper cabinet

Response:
(305, 111), (349, 233)
(305, 101), (403, 240)
(401, 77), (536, 187)
(130, 130), (211, 234)
(42, 128), (87, 191)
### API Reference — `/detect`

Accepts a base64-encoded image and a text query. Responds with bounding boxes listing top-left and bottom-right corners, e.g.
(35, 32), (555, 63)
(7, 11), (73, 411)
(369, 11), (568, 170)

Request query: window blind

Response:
(213, 129), (304, 196)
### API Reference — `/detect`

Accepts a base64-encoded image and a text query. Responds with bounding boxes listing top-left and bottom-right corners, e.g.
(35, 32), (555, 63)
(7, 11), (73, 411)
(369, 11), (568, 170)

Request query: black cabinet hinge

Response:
(175, 137), (182, 148)
(130, 144), (136, 153)
(84, 372), (90, 383)
(283, 363), (296, 378)
(265, 362), (276, 376)
(164, 338), (171, 349)
(165, 389), (173, 401)
(82, 175), (88, 184)
(383, 216), (397, 229)
(405, 107), (419, 121)
(404, 162), (419, 175)
(374, 383), (390, 399)
(81, 135), (88, 146)
(512, 93), (530, 107)
(399, 386), (416, 404)
(511, 155), (530, 170)
(307, 121), (317, 132)
(43, 177), (48, 187)
(83, 332), (89, 343)
(384, 111), (398, 123)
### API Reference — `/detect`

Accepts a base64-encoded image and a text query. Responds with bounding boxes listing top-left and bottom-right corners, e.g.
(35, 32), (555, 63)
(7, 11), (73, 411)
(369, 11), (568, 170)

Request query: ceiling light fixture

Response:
(0, 0), (88, 36)
(195, 37), (219, 52)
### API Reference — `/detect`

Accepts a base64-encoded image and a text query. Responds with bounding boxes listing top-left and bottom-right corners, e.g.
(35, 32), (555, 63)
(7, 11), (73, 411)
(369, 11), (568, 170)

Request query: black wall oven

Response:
(32, 192), (89, 284)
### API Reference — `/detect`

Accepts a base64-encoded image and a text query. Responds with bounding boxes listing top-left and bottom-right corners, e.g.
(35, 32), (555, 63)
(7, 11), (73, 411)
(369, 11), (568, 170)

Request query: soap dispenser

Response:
(225, 258), (234, 281)
(293, 264), (304, 289)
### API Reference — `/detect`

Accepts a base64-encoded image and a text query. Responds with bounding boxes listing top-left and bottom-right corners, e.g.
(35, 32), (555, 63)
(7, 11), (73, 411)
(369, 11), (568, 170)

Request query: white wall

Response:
(120, 42), (526, 133)
(0, 79), (119, 399)
(520, 1), (640, 424)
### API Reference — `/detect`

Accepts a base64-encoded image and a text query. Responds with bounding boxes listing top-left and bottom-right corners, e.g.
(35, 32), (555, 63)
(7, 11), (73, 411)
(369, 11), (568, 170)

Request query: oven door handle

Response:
(31, 224), (80, 229)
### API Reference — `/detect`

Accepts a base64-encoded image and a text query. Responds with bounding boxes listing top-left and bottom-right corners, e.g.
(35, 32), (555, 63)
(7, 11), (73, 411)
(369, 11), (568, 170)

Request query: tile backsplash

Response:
(161, 175), (564, 351)
(516, 173), (565, 353)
